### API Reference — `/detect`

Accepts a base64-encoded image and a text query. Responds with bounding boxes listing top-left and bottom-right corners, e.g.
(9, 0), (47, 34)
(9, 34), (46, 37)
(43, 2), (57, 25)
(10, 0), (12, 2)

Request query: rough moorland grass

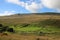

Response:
(10, 25), (60, 35)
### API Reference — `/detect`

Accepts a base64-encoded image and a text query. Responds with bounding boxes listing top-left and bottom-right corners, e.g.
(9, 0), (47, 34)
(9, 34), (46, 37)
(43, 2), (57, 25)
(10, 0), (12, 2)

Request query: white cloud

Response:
(41, 0), (60, 12)
(6, 0), (60, 12)
(6, 0), (43, 13)
(6, 0), (26, 7)
(0, 11), (15, 16)
(6, 0), (19, 4)
(25, 2), (42, 12)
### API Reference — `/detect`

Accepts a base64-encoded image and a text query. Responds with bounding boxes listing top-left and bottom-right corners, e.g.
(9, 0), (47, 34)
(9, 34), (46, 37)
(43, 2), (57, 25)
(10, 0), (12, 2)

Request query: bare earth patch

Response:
(0, 33), (60, 40)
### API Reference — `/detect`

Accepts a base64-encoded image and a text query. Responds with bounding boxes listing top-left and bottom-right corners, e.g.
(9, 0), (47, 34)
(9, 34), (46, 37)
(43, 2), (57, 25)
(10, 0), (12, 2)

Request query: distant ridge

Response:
(29, 12), (60, 15)
(14, 12), (60, 16)
(0, 12), (60, 17)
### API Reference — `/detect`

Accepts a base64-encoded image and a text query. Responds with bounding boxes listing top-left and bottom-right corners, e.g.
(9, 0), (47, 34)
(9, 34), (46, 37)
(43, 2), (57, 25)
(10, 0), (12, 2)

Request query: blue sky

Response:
(0, 0), (29, 13)
(0, 0), (60, 16)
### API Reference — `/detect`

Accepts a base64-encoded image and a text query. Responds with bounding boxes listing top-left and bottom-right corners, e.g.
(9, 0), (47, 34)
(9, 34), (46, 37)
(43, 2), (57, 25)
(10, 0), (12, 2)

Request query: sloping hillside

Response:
(0, 13), (60, 25)
(0, 13), (60, 40)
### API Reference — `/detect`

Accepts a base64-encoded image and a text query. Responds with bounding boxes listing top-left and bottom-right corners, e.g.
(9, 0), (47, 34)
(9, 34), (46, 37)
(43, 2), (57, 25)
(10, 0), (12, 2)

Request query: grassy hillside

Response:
(0, 13), (60, 25)
(0, 13), (60, 40)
